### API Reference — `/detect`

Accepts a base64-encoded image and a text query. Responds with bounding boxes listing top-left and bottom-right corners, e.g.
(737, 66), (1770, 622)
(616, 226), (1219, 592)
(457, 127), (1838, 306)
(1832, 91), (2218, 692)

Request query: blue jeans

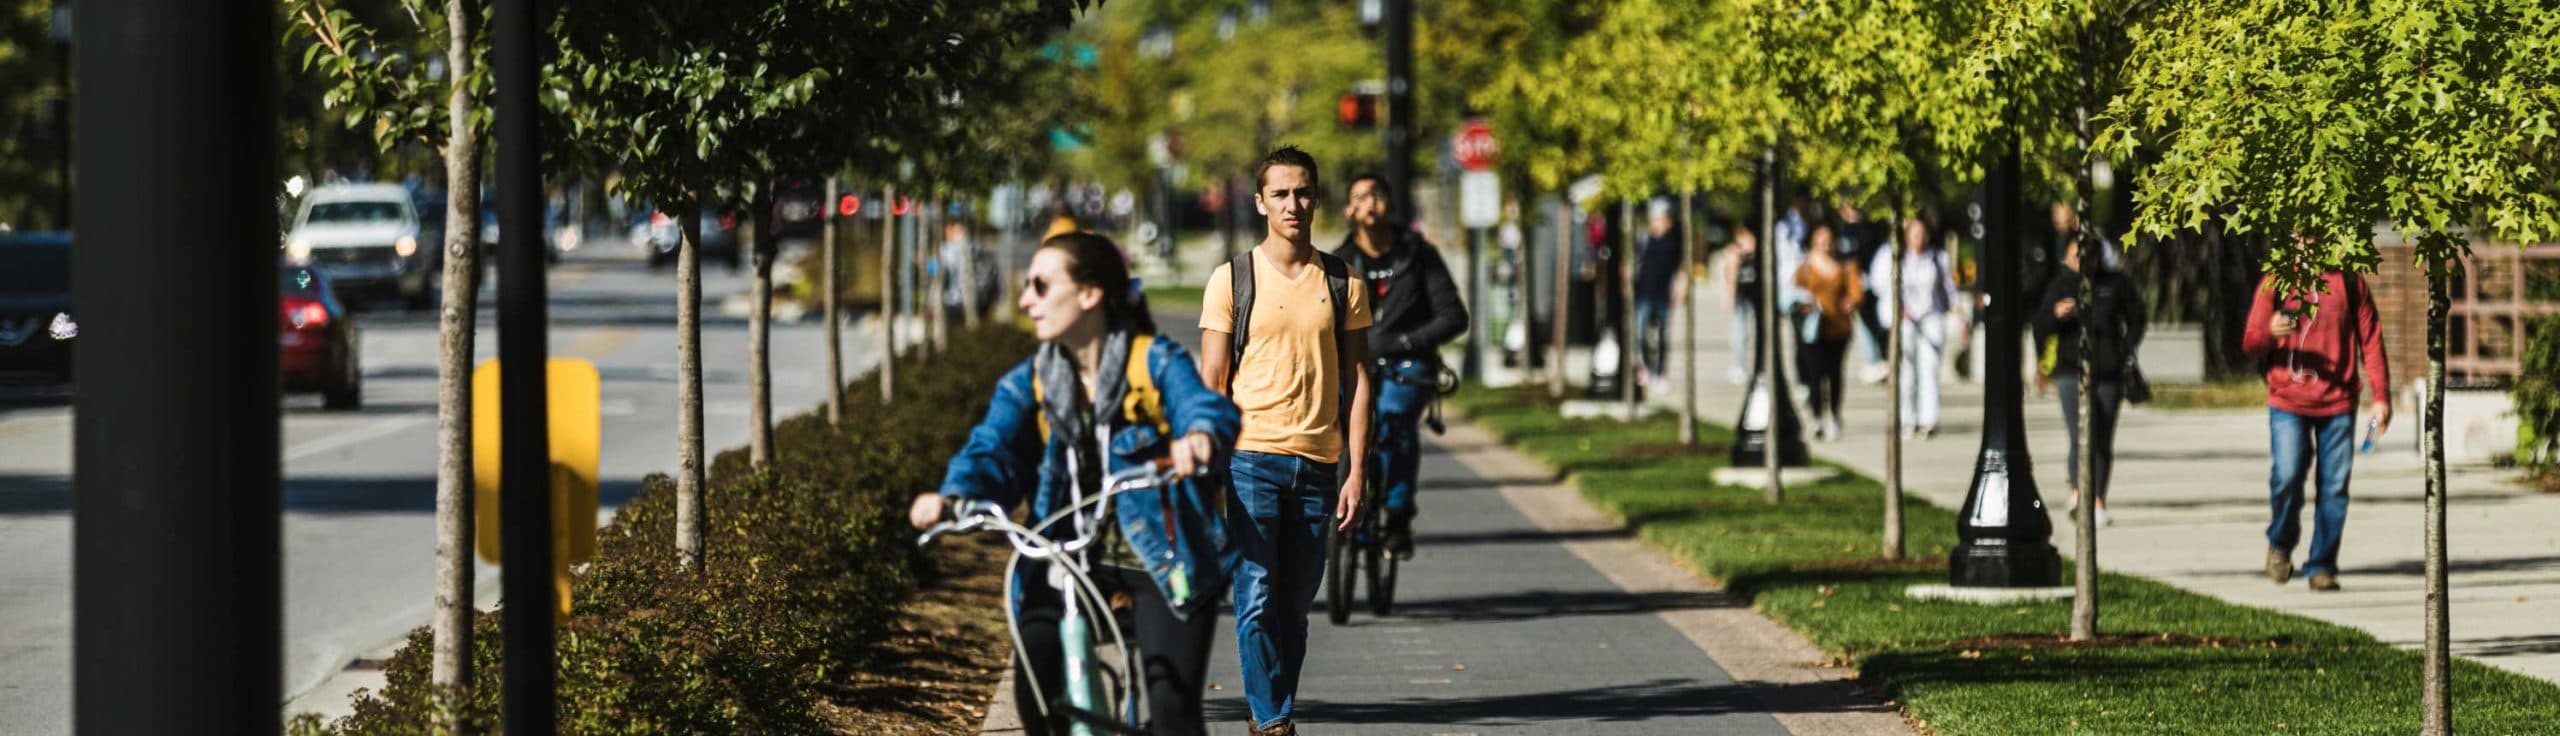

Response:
(2268, 408), (2357, 576)
(1375, 360), (1433, 516)
(1229, 450), (1335, 727)
(1632, 298), (1671, 377)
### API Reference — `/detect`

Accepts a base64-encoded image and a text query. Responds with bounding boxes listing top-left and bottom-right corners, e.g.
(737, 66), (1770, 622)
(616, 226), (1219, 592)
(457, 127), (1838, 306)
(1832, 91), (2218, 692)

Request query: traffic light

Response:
(1337, 92), (1379, 130)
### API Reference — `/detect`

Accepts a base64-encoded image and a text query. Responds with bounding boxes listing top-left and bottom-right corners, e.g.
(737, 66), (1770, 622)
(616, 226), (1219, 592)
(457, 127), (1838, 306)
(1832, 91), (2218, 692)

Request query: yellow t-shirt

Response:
(1200, 248), (1374, 464)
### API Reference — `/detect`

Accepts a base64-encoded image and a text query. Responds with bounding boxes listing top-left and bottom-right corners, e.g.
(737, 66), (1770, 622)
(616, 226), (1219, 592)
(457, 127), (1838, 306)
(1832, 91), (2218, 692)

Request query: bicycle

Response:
(919, 459), (1176, 736)
(1325, 362), (1460, 625)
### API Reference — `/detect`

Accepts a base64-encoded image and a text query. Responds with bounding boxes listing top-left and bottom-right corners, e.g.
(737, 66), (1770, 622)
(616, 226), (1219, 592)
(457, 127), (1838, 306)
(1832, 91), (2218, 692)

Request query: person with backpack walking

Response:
(1198, 146), (1375, 736)
(1332, 172), (1465, 559)
(2242, 237), (2390, 592)
(908, 231), (1242, 735)
(2033, 235), (2146, 527)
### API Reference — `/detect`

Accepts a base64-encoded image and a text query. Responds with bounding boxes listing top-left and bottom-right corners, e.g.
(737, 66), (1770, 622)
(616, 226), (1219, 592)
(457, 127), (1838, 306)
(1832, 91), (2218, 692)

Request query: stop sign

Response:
(1453, 119), (1498, 172)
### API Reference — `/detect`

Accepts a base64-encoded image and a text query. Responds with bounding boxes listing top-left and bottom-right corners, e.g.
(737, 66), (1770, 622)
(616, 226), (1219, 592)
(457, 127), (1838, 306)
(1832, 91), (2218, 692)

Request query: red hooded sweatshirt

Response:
(2241, 271), (2390, 417)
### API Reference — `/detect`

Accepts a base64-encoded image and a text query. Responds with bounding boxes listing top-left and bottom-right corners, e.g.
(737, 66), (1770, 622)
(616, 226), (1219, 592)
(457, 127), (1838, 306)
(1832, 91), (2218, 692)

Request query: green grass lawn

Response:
(1145, 284), (1205, 313)
(1450, 384), (2560, 735)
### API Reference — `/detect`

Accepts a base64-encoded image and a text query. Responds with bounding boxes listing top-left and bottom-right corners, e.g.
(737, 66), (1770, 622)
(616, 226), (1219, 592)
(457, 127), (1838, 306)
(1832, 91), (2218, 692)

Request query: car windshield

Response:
(280, 266), (324, 296)
(305, 201), (406, 225)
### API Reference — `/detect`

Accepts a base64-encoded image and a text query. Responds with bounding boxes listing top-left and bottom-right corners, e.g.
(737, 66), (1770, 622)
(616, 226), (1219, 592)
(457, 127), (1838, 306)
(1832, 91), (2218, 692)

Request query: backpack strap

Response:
(1120, 334), (1170, 436)
(1318, 251), (1351, 352)
(1225, 250), (1256, 393)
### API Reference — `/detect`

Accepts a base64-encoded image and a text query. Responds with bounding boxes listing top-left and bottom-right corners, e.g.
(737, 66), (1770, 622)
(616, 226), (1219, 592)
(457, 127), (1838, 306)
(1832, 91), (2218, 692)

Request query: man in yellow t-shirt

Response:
(1198, 145), (1372, 736)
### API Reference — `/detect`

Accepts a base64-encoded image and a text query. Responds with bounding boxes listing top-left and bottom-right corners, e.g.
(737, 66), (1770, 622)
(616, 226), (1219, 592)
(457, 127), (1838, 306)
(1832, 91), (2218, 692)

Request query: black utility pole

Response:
(1950, 140), (2061, 588)
(1382, 0), (1415, 218)
(73, 1), (278, 733)
(495, 0), (558, 732)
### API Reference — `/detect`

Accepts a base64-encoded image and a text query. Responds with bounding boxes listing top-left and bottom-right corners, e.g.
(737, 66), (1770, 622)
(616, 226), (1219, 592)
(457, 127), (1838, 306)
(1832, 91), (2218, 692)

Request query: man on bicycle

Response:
(1200, 146), (1374, 736)
(1332, 173), (1465, 559)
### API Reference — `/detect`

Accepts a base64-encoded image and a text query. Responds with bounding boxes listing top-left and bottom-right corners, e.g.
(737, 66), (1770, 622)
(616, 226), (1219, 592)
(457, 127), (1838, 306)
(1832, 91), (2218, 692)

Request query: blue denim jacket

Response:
(938, 335), (1243, 618)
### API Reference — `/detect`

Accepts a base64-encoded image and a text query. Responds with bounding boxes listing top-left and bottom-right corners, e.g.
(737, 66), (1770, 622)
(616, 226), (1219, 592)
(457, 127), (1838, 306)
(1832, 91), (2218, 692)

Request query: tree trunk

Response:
(748, 191), (774, 469)
(1680, 191), (1697, 446)
(1620, 199), (1638, 421)
(2069, 233), (2099, 642)
(1884, 205), (1906, 562)
(2423, 262), (2452, 735)
(880, 185), (897, 405)
(823, 177), (842, 427)
(430, 0), (482, 715)
(1550, 204), (1570, 400)
(1761, 149), (1782, 504)
(675, 187), (707, 571)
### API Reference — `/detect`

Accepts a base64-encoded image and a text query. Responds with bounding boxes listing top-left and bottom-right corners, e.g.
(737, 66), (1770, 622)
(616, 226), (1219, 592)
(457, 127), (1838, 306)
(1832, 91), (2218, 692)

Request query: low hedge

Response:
(300, 327), (1037, 734)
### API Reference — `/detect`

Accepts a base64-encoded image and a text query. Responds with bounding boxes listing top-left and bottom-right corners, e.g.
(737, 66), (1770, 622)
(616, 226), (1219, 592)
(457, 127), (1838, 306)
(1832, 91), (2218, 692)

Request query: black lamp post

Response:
(1733, 151), (1808, 469)
(1949, 141), (2061, 587)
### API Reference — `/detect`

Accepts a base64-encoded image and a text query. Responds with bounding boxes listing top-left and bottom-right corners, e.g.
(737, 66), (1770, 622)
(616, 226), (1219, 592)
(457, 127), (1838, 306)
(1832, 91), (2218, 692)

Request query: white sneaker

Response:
(2095, 507), (2114, 527)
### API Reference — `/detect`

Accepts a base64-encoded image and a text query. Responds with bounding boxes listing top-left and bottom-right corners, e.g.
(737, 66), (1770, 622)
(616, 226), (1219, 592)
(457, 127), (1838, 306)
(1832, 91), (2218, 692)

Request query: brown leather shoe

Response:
(1252, 719), (1296, 736)
(2266, 548), (2294, 585)
(2309, 572), (2340, 592)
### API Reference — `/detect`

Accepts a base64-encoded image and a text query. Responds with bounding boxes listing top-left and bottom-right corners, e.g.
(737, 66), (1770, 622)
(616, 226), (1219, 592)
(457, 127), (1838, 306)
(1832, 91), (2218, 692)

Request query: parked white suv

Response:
(286, 184), (437, 309)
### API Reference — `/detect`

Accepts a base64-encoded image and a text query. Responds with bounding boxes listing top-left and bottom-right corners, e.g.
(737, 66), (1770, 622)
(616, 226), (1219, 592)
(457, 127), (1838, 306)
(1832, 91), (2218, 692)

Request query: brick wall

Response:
(2369, 242), (2430, 400)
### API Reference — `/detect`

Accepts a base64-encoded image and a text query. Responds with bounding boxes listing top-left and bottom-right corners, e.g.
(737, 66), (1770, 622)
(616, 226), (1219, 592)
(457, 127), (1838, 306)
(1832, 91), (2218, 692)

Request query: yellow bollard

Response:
(472, 358), (601, 621)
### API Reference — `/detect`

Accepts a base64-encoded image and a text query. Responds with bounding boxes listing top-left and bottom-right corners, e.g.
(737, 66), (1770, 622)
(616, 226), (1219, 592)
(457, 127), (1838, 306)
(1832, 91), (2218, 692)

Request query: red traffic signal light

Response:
(1337, 93), (1378, 130)
(838, 194), (861, 216)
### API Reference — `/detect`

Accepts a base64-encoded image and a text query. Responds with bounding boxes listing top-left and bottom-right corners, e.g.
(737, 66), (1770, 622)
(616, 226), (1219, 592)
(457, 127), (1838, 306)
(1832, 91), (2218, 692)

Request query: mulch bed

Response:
(822, 534), (1016, 734)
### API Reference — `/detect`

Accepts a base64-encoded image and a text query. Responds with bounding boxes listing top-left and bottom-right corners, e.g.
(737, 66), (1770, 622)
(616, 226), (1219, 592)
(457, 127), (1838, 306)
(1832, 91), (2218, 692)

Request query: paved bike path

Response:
(1192, 429), (1793, 734)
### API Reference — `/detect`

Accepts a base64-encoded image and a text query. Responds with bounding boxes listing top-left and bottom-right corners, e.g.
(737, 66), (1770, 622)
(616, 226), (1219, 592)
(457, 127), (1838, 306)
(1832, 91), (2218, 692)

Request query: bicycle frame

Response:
(920, 461), (1174, 736)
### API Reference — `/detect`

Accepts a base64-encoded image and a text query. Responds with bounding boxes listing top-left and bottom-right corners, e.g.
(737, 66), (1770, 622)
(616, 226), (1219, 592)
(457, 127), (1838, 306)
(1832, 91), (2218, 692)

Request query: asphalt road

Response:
(0, 241), (870, 734)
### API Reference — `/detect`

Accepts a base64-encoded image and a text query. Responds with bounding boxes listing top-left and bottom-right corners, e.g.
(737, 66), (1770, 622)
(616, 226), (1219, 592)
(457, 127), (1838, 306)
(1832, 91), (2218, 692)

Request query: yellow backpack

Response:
(1035, 335), (1172, 442)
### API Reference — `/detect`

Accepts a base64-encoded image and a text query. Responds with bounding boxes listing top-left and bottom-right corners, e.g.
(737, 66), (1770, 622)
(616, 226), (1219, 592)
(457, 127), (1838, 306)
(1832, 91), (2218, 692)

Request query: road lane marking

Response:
(561, 327), (636, 362)
(286, 417), (424, 461)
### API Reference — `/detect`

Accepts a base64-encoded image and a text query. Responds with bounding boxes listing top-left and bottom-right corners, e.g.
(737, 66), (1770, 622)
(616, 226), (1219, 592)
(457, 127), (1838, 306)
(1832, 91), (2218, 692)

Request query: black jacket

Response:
(2033, 267), (2146, 379)
(1334, 229), (1469, 364)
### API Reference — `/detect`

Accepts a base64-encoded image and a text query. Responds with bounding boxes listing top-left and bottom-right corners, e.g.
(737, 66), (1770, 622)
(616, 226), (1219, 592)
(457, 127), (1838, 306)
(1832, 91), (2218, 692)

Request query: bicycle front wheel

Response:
(1325, 522), (1354, 625)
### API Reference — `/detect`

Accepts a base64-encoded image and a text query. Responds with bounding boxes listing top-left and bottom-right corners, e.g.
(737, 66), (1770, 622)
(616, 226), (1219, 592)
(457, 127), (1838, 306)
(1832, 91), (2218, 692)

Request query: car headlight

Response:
(394, 235), (418, 258)
(48, 313), (77, 340)
(286, 238), (313, 263)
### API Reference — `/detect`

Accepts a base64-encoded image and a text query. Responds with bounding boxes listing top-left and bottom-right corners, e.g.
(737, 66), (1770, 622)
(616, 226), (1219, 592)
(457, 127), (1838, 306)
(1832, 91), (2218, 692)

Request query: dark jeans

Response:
(1229, 450), (1336, 727)
(1796, 332), (1849, 421)
(1012, 563), (1219, 736)
(1375, 360), (1433, 516)
(2268, 408), (2357, 577)
(2056, 372), (2124, 500)
(1632, 297), (1671, 377)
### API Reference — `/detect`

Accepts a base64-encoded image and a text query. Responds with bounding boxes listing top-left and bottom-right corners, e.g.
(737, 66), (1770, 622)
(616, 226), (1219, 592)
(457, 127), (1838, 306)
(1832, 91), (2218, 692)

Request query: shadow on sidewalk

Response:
(1411, 526), (1634, 547)
(1209, 677), (1886, 726)
(1382, 588), (1744, 624)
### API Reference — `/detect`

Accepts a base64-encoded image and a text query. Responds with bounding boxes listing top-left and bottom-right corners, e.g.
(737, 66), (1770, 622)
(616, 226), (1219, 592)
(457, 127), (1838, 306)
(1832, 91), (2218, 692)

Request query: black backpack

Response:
(1223, 248), (1352, 392)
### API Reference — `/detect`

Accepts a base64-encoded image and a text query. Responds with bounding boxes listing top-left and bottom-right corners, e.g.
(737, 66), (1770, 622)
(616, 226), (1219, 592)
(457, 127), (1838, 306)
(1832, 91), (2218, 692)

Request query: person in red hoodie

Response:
(2241, 240), (2392, 592)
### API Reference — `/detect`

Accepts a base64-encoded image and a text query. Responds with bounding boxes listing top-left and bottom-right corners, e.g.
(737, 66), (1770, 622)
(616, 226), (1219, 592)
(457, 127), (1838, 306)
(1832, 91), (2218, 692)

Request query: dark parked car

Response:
(644, 207), (743, 270)
(279, 264), (363, 410)
(770, 177), (825, 240)
(0, 232), (75, 384)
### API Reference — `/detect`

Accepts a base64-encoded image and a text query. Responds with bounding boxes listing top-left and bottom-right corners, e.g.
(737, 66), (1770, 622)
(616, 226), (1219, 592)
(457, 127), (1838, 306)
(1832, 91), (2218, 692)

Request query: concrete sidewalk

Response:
(1607, 267), (2560, 685)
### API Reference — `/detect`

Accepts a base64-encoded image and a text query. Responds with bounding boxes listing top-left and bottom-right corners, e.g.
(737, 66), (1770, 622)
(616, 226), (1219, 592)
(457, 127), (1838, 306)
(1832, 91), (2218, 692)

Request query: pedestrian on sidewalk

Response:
(1633, 197), (1685, 390)
(911, 232), (1243, 735)
(2033, 235), (2145, 526)
(1722, 226), (1763, 384)
(1839, 202), (1895, 385)
(1332, 172), (1465, 559)
(1199, 146), (1376, 736)
(1790, 221), (1863, 441)
(2242, 238), (2390, 592)
(1874, 215), (1956, 438)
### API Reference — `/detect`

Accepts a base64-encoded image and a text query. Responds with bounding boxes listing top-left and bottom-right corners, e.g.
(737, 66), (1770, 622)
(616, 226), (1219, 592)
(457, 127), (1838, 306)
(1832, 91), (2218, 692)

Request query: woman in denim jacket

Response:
(907, 232), (1242, 736)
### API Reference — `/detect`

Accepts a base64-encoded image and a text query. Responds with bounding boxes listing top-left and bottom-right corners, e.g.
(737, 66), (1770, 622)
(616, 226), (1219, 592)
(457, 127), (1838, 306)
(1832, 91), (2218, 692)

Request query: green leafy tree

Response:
(284, 0), (519, 712)
(2105, 1), (2560, 728)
